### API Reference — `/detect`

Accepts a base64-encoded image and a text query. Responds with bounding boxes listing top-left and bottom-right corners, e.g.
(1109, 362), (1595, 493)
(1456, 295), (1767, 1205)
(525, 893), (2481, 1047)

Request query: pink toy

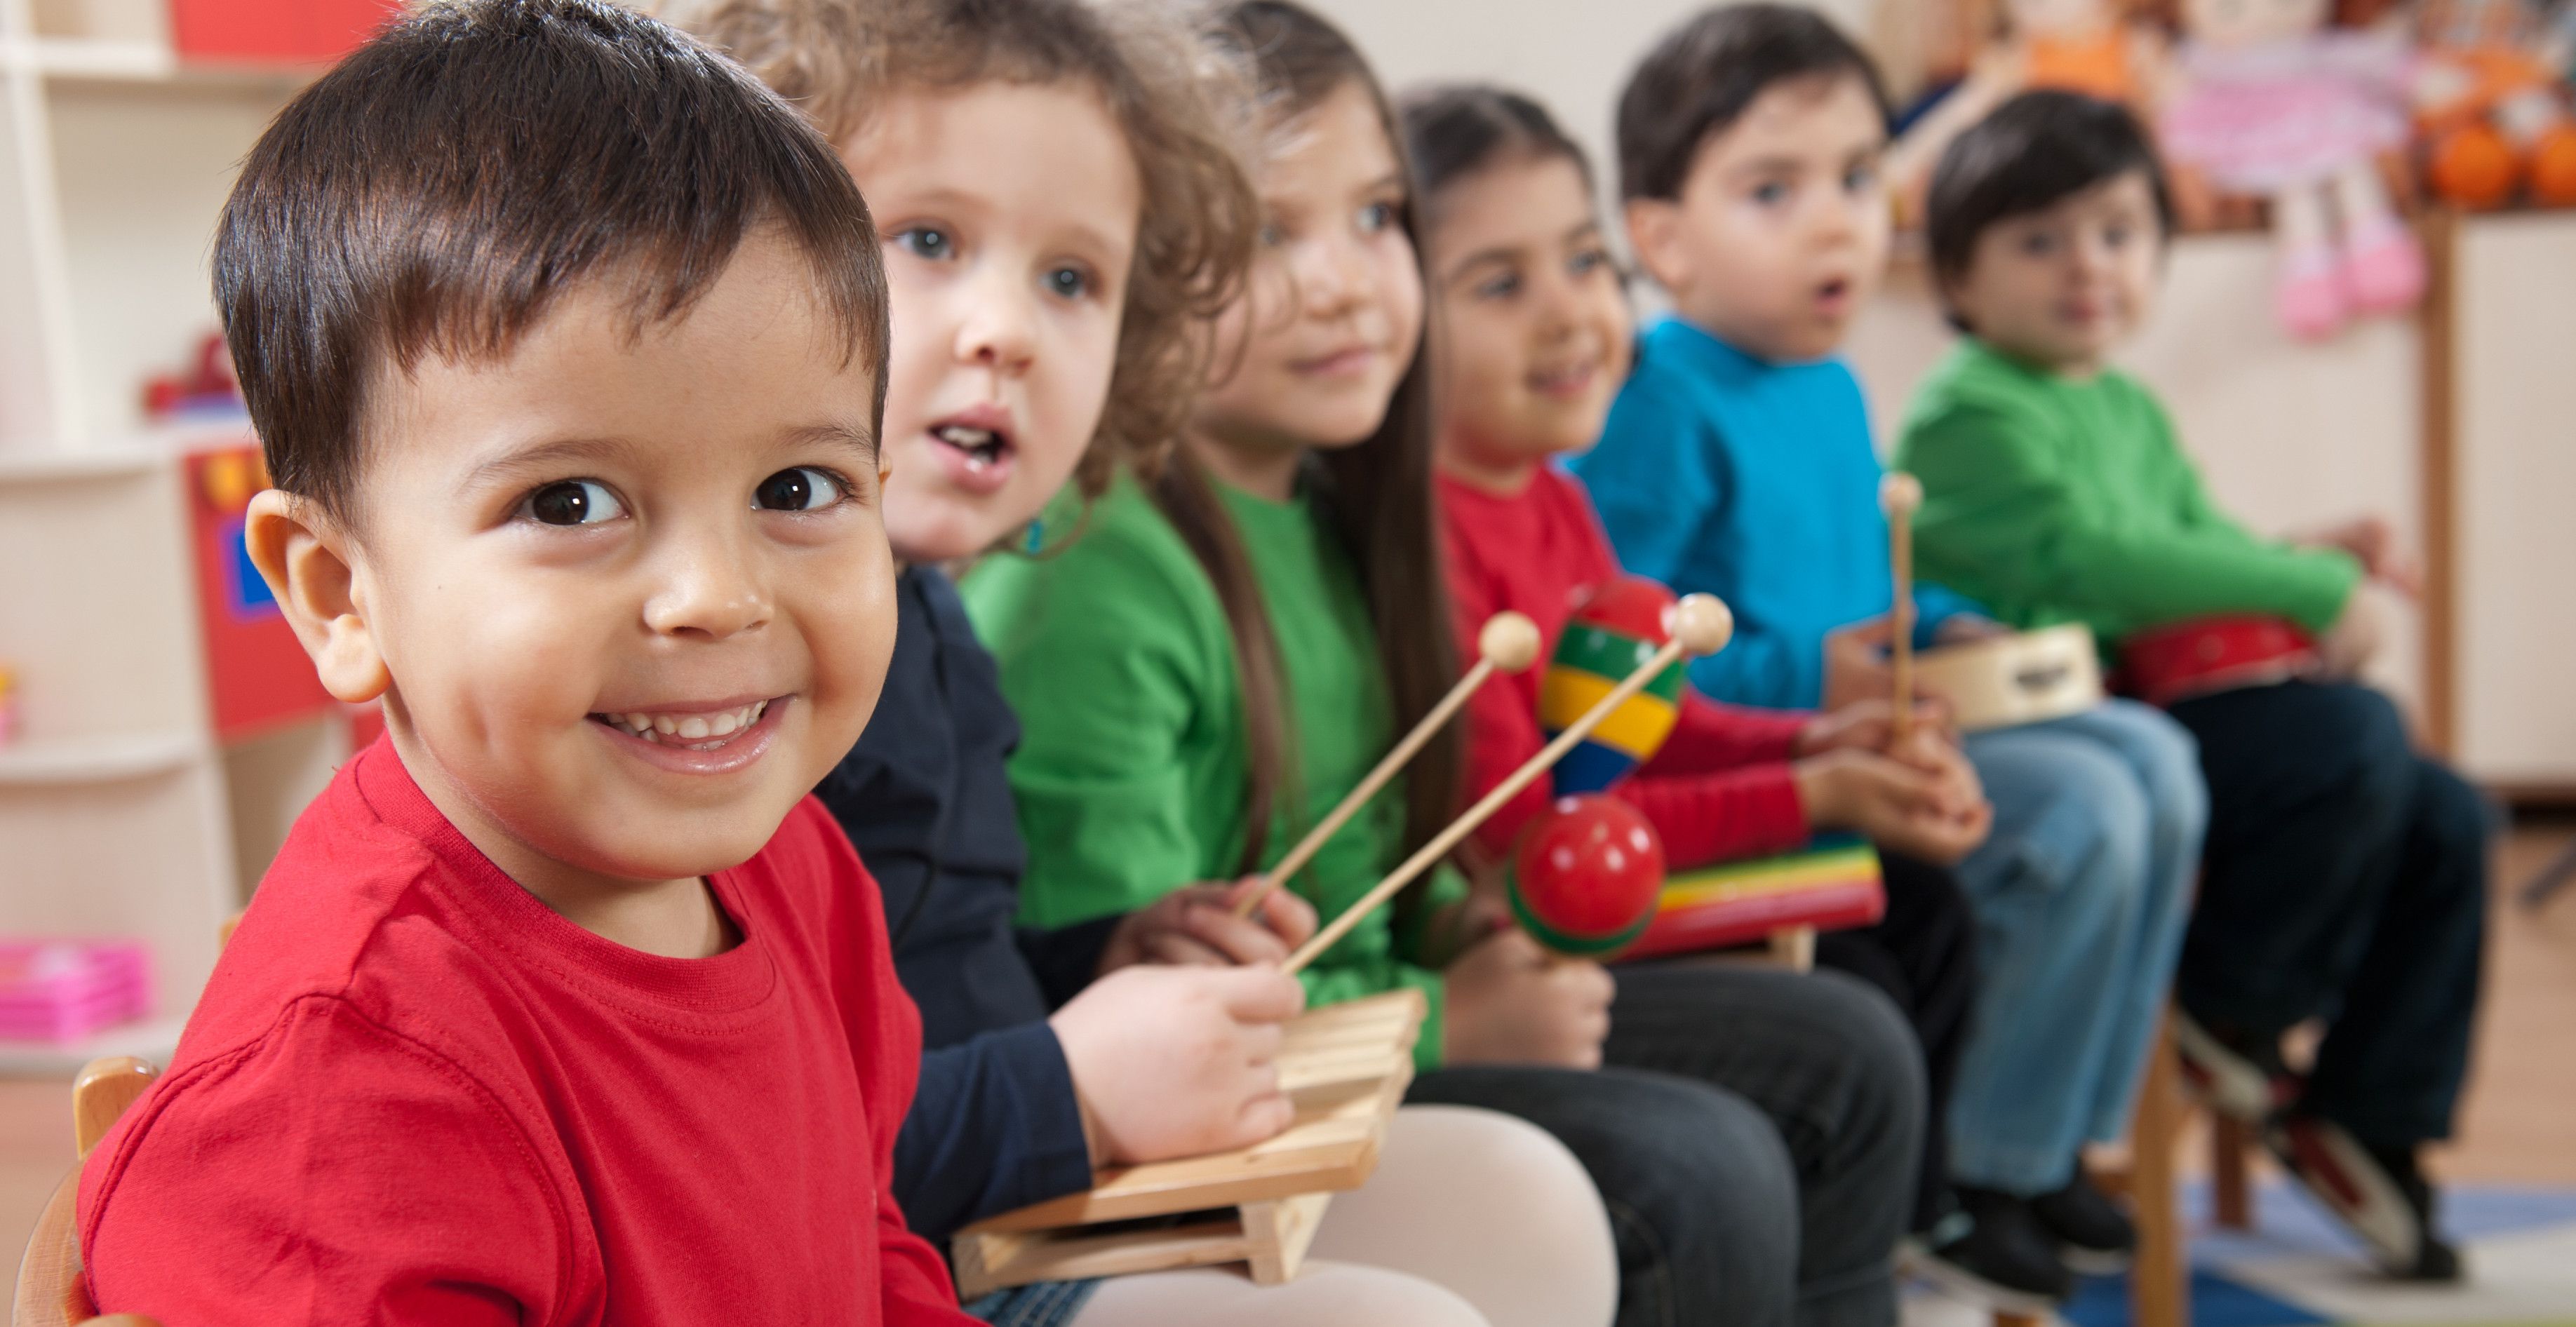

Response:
(0, 941), (152, 1044)
(2160, 0), (2424, 339)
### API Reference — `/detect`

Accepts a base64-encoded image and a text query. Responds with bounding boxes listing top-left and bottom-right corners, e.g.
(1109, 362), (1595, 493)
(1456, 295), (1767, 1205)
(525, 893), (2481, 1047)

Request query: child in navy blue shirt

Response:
(1574, 6), (2206, 1307)
(685, 3), (1620, 1324)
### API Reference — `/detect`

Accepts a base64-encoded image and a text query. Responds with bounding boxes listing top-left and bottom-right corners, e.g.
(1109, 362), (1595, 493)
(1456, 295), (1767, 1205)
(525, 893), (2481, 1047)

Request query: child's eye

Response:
(2104, 223), (2133, 248)
(1751, 180), (1790, 207)
(1045, 264), (1095, 300)
(1475, 270), (1523, 301)
(1257, 220), (1287, 248)
(1357, 201), (1399, 234)
(753, 466), (847, 513)
(1843, 164), (1879, 194)
(893, 225), (955, 262)
(2018, 231), (2058, 257)
(522, 479), (625, 527)
(1570, 247), (1614, 279)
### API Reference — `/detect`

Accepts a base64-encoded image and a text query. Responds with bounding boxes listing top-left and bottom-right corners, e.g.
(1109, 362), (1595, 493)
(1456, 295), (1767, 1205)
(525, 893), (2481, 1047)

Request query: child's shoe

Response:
(2029, 1170), (2135, 1275)
(2274, 244), (2349, 341)
(2342, 220), (2427, 316)
(2265, 1114), (2464, 1282)
(2173, 1009), (2300, 1124)
(1907, 1192), (2073, 1313)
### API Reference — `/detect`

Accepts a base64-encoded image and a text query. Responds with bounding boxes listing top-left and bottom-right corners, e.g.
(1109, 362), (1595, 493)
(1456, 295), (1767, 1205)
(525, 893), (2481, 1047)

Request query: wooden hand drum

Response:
(1912, 624), (2105, 732)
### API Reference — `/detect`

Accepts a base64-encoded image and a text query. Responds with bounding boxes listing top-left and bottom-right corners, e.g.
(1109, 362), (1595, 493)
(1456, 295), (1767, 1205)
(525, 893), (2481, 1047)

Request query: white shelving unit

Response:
(1, 0), (338, 1074)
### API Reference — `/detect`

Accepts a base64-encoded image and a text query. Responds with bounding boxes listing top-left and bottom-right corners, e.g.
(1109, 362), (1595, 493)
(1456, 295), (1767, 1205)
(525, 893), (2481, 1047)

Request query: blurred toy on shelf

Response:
(187, 444), (335, 741)
(2160, 0), (2425, 339)
(168, 0), (405, 65)
(0, 941), (152, 1045)
(0, 664), (18, 748)
(2410, 0), (2576, 207)
(142, 332), (246, 422)
(1886, 0), (2174, 218)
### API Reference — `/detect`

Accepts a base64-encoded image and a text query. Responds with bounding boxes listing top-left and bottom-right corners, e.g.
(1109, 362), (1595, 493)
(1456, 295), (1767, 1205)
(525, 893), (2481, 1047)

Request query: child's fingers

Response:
(1211, 964), (1308, 1023)
(1178, 903), (1294, 966)
(1143, 931), (1233, 968)
(1254, 887), (1320, 949)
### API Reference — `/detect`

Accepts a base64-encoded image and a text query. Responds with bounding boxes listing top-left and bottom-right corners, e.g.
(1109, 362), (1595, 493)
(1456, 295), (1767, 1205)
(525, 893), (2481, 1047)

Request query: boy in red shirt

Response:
(74, 3), (970, 1322)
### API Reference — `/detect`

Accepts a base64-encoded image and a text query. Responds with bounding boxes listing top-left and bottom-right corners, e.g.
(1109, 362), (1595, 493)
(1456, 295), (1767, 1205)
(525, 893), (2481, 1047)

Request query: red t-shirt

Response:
(1439, 466), (1814, 867)
(79, 739), (972, 1326)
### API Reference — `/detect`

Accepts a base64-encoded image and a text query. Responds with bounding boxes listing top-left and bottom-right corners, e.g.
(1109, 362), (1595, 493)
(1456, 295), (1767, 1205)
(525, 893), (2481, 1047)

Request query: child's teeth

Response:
(677, 715), (710, 740)
(710, 710), (740, 737)
(651, 715), (677, 736)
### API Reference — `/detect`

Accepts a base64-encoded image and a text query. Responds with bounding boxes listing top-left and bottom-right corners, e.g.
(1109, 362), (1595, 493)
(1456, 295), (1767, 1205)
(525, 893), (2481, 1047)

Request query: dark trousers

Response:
(1411, 965), (1921, 1327)
(2166, 680), (2490, 1145)
(1816, 853), (1979, 1230)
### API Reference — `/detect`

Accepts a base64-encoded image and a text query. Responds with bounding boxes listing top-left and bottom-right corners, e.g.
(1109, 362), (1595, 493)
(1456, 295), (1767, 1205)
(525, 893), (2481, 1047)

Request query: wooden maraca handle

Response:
(1285, 595), (1733, 976)
(1233, 613), (1542, 921)
(1882, 473), (1922, 747)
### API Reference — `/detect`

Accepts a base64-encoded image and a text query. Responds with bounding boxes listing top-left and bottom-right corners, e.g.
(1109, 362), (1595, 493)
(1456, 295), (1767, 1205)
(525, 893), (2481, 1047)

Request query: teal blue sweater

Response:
(1571, 318), (1981, 710)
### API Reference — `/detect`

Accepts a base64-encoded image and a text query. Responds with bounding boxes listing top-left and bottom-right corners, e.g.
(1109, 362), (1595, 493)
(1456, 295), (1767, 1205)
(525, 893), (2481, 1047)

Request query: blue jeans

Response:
(1950, 700), (2206, 1194)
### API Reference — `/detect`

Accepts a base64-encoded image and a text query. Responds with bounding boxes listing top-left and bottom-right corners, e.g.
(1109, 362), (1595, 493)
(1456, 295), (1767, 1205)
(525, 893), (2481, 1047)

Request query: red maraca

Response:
(1508, 794), (1665, 955)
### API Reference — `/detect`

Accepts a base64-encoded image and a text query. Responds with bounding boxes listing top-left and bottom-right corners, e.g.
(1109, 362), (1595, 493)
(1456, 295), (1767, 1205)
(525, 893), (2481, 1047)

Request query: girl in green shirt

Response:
(970, 8), (1926, 1326)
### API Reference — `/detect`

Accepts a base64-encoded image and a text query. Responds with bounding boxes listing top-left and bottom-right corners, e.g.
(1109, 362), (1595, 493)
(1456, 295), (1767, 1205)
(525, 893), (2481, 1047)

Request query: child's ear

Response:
(1623, 198), (1688, 293)
(243, 490), (391, 704)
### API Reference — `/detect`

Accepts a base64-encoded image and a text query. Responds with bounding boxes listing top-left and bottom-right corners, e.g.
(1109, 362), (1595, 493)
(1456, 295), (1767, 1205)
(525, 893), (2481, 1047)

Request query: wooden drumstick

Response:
(1881, 473), (1923, 747)
(1235, 612), (1543, 920)
(1284, 595), (1734, 975)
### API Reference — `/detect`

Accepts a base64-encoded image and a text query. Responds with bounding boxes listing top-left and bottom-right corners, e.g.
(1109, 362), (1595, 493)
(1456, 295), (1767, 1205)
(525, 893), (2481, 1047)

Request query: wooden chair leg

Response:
(2211, 1115), (2254, 1231)
(2128, 1017), (2189, 1327)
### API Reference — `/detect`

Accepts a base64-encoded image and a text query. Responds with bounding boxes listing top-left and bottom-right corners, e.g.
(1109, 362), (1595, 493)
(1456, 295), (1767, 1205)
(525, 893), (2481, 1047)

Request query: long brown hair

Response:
(1164, 0), (1461, 878)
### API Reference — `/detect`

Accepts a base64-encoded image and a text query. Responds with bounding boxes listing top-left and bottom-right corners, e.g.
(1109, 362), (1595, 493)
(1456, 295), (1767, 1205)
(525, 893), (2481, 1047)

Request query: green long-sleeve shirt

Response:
(1893, 340), (2359, 647)
(962, 473), (1463, 1067)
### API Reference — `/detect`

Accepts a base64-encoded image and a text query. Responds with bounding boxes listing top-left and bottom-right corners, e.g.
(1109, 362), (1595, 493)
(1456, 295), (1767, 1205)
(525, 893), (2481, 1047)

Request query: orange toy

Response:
(2414, 1), (2576, 207)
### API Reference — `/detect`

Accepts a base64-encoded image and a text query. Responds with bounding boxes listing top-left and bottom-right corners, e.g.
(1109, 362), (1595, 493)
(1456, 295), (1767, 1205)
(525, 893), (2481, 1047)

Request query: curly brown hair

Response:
(669, 0), (1259, 496)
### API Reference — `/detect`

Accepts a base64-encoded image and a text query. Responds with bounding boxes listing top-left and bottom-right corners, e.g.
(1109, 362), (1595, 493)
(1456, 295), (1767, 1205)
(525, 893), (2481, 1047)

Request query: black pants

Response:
(2166, 680), (2490, 1145)
(1412, 964), (1921, 1327)
(1816, 852), (1979, 1230)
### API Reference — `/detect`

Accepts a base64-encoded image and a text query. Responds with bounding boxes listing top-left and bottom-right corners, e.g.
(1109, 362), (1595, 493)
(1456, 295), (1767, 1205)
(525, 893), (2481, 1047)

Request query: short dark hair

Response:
(1400, 83), (1595, 215)
(1615, 4), (1890, 203)
(217, 0), (889, 525)
(1925, 89), (2175, 307)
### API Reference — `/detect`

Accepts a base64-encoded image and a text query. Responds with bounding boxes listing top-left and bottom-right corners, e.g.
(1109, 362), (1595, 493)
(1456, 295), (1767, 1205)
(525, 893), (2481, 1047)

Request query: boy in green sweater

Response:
(1896, 90), (2490, 1282)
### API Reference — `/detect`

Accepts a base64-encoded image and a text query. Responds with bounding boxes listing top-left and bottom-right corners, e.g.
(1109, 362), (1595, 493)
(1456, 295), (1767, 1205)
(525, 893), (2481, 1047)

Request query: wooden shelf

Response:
(0, 734), (204, 787)
(0, 447), (159, 485)
(0, 1012), (188, 1077)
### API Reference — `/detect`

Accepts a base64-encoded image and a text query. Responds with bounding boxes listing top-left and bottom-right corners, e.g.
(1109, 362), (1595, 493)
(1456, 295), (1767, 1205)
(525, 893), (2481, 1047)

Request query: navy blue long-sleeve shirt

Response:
(814, 567), (1109, 1252)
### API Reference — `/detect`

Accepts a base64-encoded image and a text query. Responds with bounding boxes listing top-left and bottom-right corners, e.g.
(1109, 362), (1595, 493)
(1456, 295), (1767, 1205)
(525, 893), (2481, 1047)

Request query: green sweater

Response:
(1893, 340), (2360, 646)
(962, 474), (1463, 1067)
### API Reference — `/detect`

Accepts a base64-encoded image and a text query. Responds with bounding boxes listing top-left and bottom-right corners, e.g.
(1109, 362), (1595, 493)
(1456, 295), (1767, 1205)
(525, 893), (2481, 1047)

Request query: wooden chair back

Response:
(13, 1058), (163, 1327)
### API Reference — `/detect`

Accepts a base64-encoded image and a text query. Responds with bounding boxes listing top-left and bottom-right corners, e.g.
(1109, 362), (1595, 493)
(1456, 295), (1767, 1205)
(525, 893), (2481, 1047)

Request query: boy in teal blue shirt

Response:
(1576, 7), (2206, 1307)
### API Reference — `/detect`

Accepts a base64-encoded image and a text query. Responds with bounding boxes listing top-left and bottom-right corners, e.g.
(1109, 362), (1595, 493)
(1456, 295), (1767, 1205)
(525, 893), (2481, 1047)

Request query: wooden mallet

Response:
(1284, 594), (1734, 975)
(1881, 472), (1923, 747)
(1235, 611), (1543, 920)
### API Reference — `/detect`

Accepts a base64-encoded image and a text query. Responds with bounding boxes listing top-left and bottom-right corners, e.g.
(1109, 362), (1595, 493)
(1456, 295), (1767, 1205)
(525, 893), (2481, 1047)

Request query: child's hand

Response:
(1795, 698), (1956, 755)
(1820, 616), (1898, 715)
(2318, 583), (2389, 680)
(1440, 929), (1614, 1070)
(1049, 964), (1306, 1166)
(1792, 746), (1993, 865)
(1097, 878), (1318, 975)
(2307, 515), (2422, 598)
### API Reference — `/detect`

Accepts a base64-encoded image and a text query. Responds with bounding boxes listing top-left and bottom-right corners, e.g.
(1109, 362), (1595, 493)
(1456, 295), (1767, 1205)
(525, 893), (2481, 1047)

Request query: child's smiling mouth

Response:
(587, 696), (791, 774)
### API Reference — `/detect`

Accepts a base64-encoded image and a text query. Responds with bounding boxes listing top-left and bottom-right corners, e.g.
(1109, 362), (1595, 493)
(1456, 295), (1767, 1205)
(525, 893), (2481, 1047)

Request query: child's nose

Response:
(643, 526), (774, 642)
(956, 271), (1040, 375)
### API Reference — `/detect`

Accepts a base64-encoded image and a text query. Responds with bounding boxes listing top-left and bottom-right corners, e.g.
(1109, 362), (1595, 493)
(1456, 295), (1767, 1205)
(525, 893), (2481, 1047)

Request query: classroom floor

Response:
(4, 817), (2571, 1314)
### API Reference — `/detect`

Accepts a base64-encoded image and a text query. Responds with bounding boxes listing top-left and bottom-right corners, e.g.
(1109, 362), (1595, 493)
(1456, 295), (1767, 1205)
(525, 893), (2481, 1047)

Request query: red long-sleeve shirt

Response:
(79, 738), (972, 1327)
(1440, 466), (1814, 867)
